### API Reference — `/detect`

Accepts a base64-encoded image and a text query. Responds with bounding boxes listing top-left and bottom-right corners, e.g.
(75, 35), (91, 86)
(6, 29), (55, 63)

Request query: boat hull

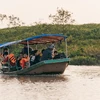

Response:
(2, 58), (69, 75)
(23, 62), (68, 75)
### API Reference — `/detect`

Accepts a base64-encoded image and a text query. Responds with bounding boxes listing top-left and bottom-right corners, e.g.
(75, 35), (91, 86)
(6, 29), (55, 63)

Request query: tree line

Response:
(0, 24), (100, 65)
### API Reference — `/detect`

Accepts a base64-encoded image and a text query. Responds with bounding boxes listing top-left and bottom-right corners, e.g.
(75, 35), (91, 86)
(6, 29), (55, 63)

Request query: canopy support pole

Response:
(36, 44), (37, 50)
(27, 41), (30, 67)
(65, 39), (68, 57)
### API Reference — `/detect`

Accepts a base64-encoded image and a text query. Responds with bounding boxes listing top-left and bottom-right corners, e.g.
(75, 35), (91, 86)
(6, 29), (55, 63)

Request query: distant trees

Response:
(0, 14), (7, 22)
(49, 8), (75, 24)
(0, 14), (25, 27)
(0, 8), (75, 28)
(7, 15), (25, 27)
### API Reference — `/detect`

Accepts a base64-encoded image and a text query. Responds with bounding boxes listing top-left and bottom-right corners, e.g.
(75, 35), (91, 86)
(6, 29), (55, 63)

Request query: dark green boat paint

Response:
(2, 58), (69, 75)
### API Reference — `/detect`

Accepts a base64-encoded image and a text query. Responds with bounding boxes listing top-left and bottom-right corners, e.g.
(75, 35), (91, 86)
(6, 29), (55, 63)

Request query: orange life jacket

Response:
(7, 53), (16, 64)
(20, 57), (29, 68)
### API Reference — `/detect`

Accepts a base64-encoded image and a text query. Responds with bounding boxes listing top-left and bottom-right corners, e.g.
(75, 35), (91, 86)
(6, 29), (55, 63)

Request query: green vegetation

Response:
(0, 23), (100, 65)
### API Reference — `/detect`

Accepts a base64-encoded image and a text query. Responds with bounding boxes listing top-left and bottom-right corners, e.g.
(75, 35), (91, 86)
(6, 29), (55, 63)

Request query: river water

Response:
(0, 65), (100, 100)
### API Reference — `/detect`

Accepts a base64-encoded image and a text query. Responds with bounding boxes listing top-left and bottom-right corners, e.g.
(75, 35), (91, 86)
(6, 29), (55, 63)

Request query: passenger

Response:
(30, 50), (41, 65)
(33, 50), (41, 64)
(51, 44), (55, 58)
(16, 52), (23, 67)
(30, 51), (35, 65)
(22, 44), (32, 55)
(1, 52), (8, 66)
(41, 44), (54, 61)
(42, 49), (45, 54)
(7, 53), (16, 66)
(1, 52), (16, 67)
(3, 48), (8, 56)
(20, 53), (29, 69)
(53, 51), (60, 59)
(59, 53), (66, 58)
(40, 49), (45, 57)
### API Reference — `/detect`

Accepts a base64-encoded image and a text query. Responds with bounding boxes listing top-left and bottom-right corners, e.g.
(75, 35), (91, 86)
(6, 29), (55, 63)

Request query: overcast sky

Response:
(0, 0), (100, 27)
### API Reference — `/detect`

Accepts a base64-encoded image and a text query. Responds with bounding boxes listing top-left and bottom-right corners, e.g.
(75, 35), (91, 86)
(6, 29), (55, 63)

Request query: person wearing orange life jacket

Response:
(1, 52), (8, 66)
(20, 53), (30, 69)
(7, 53), (16, 66)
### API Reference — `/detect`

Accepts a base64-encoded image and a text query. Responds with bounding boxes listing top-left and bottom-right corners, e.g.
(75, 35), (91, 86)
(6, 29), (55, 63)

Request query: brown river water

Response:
(0, 65), (100, 100)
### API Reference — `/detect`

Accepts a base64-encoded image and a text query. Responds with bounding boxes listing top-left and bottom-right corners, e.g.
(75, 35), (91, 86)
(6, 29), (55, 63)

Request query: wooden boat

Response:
(2, 58), (69, 75)
(0, 34), (70, 75)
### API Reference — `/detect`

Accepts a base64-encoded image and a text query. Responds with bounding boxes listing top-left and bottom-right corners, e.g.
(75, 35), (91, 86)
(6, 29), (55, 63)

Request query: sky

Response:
(0, 0), (100, 28)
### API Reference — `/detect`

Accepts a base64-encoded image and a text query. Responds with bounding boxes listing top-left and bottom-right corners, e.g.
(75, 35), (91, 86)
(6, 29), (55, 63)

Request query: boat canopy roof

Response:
(0, 40), (22, 48)
(0, 34), (67, 48)
(20, 34), (67, 44)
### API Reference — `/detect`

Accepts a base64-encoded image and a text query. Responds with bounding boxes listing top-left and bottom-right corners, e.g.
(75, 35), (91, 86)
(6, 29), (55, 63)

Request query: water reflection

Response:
(18, 75), (68, 83)
(0, 74), (68, 83)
